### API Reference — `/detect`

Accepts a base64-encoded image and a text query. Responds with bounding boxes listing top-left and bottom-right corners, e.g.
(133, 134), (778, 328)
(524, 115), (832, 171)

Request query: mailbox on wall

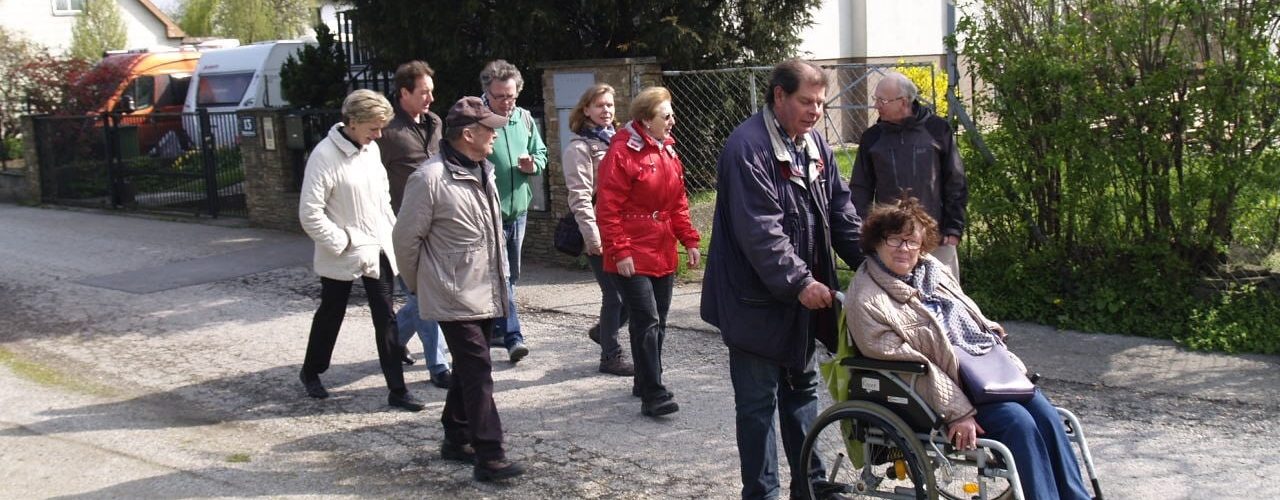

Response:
(284, 114), (306, 150)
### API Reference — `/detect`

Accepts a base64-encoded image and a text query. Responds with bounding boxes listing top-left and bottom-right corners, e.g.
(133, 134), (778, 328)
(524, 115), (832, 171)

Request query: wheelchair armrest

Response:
(840, 357), (928, 374)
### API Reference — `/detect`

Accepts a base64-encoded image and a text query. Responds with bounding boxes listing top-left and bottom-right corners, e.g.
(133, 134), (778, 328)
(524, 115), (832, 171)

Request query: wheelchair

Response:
(800, 355), (1105, 500)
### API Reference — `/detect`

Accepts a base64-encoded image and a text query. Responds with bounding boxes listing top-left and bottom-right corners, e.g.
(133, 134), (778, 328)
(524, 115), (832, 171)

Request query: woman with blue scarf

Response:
(562, 83), (634, 377)
(847, 197), (1090, 500)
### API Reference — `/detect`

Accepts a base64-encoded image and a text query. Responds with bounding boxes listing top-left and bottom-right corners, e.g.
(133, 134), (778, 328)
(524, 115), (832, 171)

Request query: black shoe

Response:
(473, 459), (526, 482)
(440, 438), (476, 463)
(388, 391), (425, 412)
(587, 324), (600, 344)
(641, 398), (679, 417)
(401, 352), (415, 365)
(430, 370), (452, 389)
(599, 353), (634, 376)
(507, 342), (529, 363)
(299, 370), (328, 399)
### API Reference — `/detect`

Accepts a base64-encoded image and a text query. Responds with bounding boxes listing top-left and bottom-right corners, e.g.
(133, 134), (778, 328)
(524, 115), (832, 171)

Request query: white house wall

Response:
(797, 0), (856, 60)
(0, 0), (176, 55)
(798, 0), (951, 61)
(118, 0), (176, 50)
(861, 0), (946, 58)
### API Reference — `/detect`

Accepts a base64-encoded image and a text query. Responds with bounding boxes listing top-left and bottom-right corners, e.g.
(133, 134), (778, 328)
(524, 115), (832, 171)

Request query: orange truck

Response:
(82, 48), (201, 155)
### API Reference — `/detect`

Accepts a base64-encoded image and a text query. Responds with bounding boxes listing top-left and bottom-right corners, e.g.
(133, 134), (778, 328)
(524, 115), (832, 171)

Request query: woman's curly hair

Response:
(859, 196), (940, 256)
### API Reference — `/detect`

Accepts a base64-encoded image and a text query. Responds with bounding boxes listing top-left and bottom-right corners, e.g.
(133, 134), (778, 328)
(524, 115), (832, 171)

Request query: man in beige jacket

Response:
(392, 97), (525, 482)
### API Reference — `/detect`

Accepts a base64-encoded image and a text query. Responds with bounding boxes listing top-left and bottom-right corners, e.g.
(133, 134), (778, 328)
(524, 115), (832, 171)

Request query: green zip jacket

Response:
(487, 107), (548, 221)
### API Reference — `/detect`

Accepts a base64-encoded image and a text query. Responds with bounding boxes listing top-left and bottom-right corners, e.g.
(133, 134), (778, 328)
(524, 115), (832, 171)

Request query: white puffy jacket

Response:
(298, 123), (399, 281)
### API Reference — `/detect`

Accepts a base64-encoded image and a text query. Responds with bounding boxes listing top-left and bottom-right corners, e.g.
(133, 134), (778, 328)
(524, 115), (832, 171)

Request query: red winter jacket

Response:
(596, 121), (700, 277)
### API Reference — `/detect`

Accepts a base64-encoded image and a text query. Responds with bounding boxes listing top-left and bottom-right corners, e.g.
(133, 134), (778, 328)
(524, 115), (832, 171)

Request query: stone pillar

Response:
(239, 108), (303, 232)
(18, 115), (42, 205)
(533, 57), (663, 267)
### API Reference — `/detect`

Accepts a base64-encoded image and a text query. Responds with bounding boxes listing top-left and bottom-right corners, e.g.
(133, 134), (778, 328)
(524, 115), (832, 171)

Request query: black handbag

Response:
(553, 212), (585, 256)
(954, 343), (1035, 405)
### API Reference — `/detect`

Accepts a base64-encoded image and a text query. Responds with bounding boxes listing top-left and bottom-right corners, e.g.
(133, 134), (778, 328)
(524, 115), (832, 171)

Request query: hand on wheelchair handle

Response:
(948, 415), (985, 451)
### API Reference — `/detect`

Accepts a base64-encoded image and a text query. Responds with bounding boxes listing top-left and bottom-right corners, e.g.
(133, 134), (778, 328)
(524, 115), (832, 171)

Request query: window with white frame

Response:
(51, 0), (86, 15)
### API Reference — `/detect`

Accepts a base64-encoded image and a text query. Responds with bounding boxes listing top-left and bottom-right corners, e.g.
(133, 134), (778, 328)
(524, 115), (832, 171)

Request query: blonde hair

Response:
(630, 86), (672, 122)
(341, 89), (393, 126)
(568, 83), (616, 133)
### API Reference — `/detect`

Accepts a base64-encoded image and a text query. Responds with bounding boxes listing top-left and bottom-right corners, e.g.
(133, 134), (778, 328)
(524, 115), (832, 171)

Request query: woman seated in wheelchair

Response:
(846, 197), (1090, 500)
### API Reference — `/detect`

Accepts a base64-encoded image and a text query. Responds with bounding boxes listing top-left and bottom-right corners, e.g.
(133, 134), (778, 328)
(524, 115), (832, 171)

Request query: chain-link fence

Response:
(663, 62), (939, 193)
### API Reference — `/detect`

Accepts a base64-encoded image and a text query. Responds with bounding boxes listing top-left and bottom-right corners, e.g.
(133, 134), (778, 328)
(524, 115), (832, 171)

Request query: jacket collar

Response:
(763, 106), (821, 185)
(327, 123), (364, 157)
(439, 140), (488, 182)
(621, 120), (676, 155)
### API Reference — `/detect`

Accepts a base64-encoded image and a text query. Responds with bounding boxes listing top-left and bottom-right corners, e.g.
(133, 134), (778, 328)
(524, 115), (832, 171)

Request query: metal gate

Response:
(33, 109), (246, 217)
(662, 62), (941, 193)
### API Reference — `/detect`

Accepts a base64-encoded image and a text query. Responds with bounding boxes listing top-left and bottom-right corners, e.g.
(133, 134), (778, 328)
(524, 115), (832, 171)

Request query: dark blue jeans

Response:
(974, 389), (1091, 500)
(493, 213), (525, 348)
(728, 348), (823, 500)
(611, 272), (673, 402)
(587, 254), (628, 360)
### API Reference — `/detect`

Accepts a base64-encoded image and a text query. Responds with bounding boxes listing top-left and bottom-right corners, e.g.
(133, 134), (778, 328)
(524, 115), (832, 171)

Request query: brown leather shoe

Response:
(440, 438), (476, 463)
(473, 459), (526, 481)
(598, 353), (634, 376)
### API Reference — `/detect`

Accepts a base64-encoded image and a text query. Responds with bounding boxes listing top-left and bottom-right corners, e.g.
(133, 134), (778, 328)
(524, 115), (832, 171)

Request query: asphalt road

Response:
(1, 204), (1278, 499)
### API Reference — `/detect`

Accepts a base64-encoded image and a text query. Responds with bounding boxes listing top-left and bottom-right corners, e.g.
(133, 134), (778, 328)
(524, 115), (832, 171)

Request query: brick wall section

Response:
(239, 108), (303, 233)
(534, 58), (664, 268)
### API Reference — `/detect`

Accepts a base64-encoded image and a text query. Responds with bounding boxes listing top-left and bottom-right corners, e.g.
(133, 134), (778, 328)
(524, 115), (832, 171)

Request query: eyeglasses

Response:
(885, 236), (923, 250)
(489, 93), (518, 102)
(873, 95), (906, 106)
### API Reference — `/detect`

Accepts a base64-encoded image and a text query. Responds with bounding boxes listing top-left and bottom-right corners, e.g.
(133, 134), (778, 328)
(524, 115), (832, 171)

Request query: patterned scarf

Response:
(873, 254), (997, 355)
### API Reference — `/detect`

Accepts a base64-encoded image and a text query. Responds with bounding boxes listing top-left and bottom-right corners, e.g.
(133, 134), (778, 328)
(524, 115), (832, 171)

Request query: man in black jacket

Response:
(850, 71), (968, 276)
(377, 60), (452, 389)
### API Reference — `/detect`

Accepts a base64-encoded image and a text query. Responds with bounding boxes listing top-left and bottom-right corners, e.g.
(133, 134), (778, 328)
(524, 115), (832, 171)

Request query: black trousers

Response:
(439, 318), (506, 462)
(612, 273), (674, 403)
(301, 253), (408, 395)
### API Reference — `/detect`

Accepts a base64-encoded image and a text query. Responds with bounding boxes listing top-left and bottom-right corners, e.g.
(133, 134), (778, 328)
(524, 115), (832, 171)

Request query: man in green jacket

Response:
(480, 59), (548, 363)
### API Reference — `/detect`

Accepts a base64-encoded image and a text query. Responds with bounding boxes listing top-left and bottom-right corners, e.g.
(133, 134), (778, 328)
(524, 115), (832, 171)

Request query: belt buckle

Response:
(651, 211), (660, 220)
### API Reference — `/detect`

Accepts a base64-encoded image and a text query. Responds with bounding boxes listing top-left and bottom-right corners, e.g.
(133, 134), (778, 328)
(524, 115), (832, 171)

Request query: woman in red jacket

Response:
(596, 86), (701, 417)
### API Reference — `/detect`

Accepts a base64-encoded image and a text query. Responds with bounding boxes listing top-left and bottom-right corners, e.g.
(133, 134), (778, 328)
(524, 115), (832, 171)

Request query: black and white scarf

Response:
(873, 254), (997, 355)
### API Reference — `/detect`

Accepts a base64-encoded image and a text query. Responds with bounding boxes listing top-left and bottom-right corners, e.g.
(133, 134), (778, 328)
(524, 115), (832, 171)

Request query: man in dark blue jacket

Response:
(701, 59), (864, 500)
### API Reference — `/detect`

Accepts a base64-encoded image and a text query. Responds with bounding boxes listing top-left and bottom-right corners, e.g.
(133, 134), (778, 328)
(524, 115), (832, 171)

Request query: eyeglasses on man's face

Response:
(885, 236), (923, 250)
(873, 95), (906, 106)
(489, 92), (518, 102)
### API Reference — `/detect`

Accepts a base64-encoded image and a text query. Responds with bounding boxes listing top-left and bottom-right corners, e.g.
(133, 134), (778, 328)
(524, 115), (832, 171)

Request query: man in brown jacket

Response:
(392, 97), (525, 482)
(377, 60), (451, 389)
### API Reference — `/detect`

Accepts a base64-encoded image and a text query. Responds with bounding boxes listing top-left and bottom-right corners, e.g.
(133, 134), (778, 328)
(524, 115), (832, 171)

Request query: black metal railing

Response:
(33, 109), (246, 217)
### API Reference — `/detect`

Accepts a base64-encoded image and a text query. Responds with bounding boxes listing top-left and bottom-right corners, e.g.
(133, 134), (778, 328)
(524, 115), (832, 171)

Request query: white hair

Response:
(881, 72), (919, 102)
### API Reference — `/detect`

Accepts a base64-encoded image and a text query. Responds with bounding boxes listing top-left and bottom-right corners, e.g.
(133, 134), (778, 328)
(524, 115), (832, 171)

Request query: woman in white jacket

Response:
(297, 90), (422, 412)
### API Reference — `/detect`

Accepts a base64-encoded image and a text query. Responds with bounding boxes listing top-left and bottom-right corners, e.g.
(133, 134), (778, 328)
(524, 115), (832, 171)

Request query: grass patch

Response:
(0, 346), (113, 395)
(226, 453), (251, 463)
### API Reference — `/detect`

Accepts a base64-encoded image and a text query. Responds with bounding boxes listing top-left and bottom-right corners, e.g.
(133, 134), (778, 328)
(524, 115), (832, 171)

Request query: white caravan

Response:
(182, 40), (312, 146)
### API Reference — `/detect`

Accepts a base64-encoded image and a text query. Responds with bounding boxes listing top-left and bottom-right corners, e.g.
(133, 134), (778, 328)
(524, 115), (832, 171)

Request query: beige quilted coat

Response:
(845, 254), (1023, 424)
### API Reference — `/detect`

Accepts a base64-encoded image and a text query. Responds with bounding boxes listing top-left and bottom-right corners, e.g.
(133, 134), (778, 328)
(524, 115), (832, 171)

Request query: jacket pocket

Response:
(446, 245), (490, 310)
(737, 295), (776, 307)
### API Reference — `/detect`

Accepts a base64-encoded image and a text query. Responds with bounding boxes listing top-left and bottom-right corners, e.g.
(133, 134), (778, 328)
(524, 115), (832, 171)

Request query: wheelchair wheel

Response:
(933, 449), (1013, 500)
(800, 400), (937, 500)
